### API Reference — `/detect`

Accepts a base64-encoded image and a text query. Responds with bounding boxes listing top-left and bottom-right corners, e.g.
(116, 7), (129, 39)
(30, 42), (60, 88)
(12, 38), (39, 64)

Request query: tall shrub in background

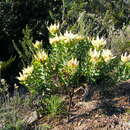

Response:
(0, 0), (60, 85)
(61, 0), (130, 37)
(110, 25), (130, 55)
(13, 26), (35, 67)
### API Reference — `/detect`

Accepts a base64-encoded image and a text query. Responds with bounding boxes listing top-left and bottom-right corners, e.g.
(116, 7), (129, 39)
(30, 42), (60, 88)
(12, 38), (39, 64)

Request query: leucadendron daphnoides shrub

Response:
(17, 23), (130, 97)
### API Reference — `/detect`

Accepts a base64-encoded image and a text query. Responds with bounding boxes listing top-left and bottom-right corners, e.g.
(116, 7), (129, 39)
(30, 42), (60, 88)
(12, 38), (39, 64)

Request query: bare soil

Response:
(34, 80), (130, 130)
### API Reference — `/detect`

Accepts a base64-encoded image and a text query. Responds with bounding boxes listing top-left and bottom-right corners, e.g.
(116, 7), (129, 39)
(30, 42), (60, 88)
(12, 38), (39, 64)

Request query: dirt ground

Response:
(35, 80), (130, 130)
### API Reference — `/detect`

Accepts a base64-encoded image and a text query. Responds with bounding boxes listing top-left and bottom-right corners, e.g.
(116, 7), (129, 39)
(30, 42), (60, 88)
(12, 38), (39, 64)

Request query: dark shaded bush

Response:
(0, 0), (62, 87)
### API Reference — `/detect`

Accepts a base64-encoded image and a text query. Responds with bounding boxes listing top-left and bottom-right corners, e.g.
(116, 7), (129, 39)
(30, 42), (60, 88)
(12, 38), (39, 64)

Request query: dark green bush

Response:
(0, 0), (62, 86)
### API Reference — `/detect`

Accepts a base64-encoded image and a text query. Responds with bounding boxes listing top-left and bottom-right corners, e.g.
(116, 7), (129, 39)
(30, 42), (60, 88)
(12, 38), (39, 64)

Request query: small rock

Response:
(0, 124), (3, 129)
(24, 111), (38, 124)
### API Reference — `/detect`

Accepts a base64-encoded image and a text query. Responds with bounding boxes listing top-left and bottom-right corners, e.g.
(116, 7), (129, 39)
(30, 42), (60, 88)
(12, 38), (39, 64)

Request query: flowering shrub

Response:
(83, 37), (130, 86)
(17, 23), (130, 97)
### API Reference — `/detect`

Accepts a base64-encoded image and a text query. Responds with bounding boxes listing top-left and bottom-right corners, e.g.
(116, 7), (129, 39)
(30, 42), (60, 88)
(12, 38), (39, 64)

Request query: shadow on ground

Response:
(68, 80), (130, 123)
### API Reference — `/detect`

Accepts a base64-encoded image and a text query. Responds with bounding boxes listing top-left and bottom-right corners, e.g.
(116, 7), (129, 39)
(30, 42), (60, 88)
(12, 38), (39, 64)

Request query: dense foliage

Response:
(62, 0), (130, 37)
(0, 0), (62, 85)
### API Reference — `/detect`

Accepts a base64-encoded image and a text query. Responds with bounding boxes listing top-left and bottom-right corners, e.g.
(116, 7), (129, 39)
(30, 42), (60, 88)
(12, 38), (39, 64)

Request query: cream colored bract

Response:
(34, 50), (48, 63)
(33, 41), (42, 49)
(89, 49), (101, 63)
(48, 23), (59, 34)
(102, 49), (115, 63)
(17, 65), (34, 81)
(121, 52), (130, 63)
(91, 36), (106, 49)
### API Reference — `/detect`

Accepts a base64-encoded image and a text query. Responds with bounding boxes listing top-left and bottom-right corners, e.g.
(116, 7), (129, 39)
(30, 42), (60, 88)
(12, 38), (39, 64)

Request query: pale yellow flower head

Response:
(64, 31), (77, 39)
(34, 50), (48, 63)
(33, 41), (42, 49)
(61, 31), (85, 45)
(66, 58), (79, 74)
(17, 65), (33, 81)
(48, 23), (59, 34)
(49, 31), (85, 45)
(67, 58), (79, 68)
(89, 49), (101, 63)
(22, 65), (34, 75)
(91, 36), (106, 49)
(49, 35), (61, 45)
(75, 35), (85, 42)
(121, 52), (130, 63)
(17, 73), (28, 81)
(63, 31), (78, 44)
(102, 49), (115, 63)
